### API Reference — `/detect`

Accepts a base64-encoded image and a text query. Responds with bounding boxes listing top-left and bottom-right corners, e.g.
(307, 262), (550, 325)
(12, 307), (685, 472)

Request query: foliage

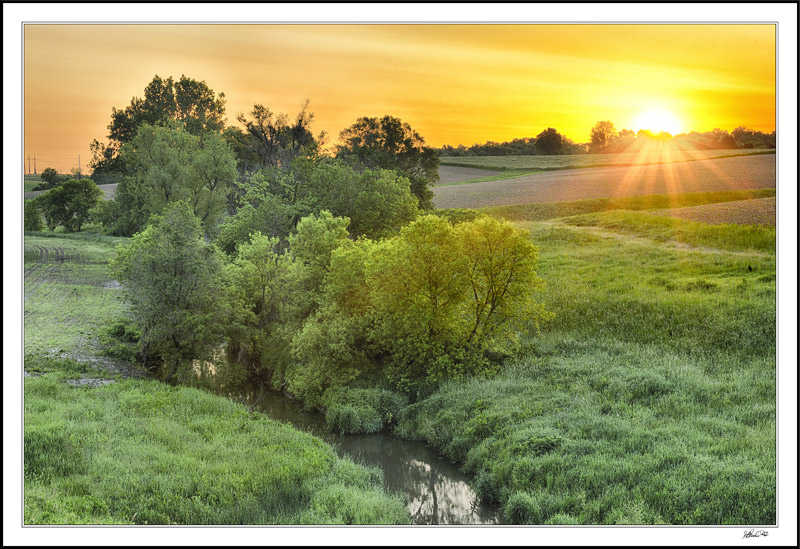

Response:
(589, 121), (616, 153)
(534, 128), (564, 155)
(91, 74), (227, 178)
(283, 213), (551, 401)
(33, 179), (104, 232)
(235, 99), (323, 172)
(24, 199), (45, 231)
(23, 356), (408, 525)
(322, 387), (408, 434)
(216, 158), (419, 254)
(110, 202), (227, 381)
(98, 123), (237, 236)
(224, 233), (292, 378)
(336, 115), (439, 209)
(34, 167), (68, 190)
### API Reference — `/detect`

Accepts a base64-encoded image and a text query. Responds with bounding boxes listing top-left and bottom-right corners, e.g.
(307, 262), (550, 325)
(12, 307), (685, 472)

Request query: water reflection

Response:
(230, 386), (498, 525)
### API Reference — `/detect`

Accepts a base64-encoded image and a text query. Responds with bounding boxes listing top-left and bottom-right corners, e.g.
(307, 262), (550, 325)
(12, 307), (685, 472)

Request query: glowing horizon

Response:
(24, 24), (775, 173)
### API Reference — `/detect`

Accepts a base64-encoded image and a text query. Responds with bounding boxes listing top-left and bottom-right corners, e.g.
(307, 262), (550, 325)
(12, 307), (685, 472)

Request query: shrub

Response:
(24, 200), (45, 231)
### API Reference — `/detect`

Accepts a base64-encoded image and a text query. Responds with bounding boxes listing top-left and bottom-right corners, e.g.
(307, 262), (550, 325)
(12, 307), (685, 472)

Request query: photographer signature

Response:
(742, 529), (769, 539)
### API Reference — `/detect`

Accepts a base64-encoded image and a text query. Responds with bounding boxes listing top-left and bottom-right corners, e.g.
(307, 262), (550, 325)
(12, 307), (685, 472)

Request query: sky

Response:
(24, 24), (776, 173)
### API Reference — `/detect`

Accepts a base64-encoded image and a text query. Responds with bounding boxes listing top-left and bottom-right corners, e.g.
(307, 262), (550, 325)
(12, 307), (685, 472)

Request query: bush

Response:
(33, 179), (103, 232)
(321, 387), (408, 433)
(325, 404), (383, 435)
(24, 200), (45, 231)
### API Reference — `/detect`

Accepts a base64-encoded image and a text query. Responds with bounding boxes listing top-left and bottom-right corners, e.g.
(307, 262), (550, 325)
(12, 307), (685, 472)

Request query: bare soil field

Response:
(438, 148), (774, 171)
(438, 165), (502, 184)
(433, 154), (776, 209)
(647, 197), (776, 226)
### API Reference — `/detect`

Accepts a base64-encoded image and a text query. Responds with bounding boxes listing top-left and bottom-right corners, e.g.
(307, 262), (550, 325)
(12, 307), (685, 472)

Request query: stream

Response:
(229, 385), (500, 525)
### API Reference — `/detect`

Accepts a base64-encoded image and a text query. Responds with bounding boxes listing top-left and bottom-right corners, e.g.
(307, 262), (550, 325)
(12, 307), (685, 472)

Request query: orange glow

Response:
(23, 24), (775, 173)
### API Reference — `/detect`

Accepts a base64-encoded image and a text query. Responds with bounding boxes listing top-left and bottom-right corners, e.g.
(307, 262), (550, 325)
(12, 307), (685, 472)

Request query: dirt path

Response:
(433, 154), (776, 209)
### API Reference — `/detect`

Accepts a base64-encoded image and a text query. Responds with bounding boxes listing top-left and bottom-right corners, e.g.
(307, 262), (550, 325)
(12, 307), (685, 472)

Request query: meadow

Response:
(399, 203), (776, 524)
(23, 189), (777, 524)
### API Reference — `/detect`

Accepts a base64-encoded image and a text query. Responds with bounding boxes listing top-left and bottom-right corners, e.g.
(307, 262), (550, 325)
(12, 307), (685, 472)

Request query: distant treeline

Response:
(437, 124), (776, 157)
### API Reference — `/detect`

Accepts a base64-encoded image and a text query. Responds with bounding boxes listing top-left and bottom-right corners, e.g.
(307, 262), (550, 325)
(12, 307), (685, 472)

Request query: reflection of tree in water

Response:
(227, 385), (499, 524)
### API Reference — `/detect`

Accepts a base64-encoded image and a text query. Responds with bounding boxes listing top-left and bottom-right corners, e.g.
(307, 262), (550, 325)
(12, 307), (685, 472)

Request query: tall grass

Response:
(397, 208), (776, 524)
(24, 356), (409, 525)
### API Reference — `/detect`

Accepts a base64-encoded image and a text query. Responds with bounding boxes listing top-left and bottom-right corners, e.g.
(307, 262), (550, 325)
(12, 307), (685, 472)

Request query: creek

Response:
(228, 384), (500, 525)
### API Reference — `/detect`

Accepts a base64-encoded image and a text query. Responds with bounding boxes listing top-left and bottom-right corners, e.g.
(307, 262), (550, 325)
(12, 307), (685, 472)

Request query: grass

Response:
(481, 189), (776, 223)
(24, 230), (130, 355)
(24, 356), (408, 525)
(24, 174), (43, 192)
(23, 230), (410, 525)
(397, 206), (776, 524)
(438, 148), (775, 172)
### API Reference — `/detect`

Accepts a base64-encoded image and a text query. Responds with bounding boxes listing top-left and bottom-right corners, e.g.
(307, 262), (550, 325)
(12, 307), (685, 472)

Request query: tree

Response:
(33, 179), (103, 232)
(534, 128), (564, 155)
(336, 115), (439, 209)
(236, 100), (322, 171)
(226, 232), (292, 378)
(91, 74), (226, 177)
(24, 200), (45, 232)
(100, 123), (237, 236)
(589, 121), (616, 153)
(110, 202), (227, 381)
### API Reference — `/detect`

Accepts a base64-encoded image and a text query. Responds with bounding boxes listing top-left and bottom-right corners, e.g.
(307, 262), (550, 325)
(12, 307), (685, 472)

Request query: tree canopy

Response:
(90, 74), (227, 178)
(336, 115), (439, 209)
(33, 179), (103, 232)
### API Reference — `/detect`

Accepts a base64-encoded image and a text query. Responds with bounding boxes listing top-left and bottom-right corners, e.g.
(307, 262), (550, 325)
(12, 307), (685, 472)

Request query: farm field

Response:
(401, 206), (776, 524)
(433, 153), (776, 209)
(648, 197), (776, 227)
(437, 148), (775, 172)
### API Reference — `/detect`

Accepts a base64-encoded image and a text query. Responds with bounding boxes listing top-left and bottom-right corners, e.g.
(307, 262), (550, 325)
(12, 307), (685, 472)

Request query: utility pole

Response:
(78, 155), (81, 177)
(33, 154), (37, 175)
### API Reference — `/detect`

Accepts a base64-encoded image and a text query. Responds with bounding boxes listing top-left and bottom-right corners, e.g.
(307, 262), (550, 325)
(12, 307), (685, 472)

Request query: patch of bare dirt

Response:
(647, 197), (775, 226)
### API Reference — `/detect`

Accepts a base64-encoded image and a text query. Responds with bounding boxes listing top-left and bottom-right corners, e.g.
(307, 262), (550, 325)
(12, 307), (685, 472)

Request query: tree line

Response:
(438, 121), (775, 156)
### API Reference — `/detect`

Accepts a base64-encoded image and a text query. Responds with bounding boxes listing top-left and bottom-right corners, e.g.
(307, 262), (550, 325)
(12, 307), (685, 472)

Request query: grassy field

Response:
(24, 174), (43, 192)
(23, 229), (409, 525)
(438, 148), (775, 172)
(481, 189), (776, 223)
(398, 203), (776, 524)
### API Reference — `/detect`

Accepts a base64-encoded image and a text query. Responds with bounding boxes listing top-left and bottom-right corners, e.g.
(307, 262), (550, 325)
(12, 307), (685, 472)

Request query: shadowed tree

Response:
(590, 121), (617, 153)
(534, 128), (564, 155)
(90, 74), (226, 178)
(336, 115), (439, 210)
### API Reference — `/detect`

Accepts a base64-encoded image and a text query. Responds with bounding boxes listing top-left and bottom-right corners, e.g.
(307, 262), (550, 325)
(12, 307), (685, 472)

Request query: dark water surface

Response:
(233, 386), (499, 525)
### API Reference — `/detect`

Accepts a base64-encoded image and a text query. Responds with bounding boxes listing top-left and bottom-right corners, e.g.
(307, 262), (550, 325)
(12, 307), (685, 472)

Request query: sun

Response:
(632, 109), (684, 135)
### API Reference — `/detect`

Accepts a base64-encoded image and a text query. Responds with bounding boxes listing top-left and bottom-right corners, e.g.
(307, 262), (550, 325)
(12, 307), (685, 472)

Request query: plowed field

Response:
(433, 154), (775, 209)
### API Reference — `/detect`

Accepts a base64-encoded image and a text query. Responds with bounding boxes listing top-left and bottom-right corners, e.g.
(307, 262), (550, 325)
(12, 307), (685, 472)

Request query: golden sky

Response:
(24, 24), (775, 173)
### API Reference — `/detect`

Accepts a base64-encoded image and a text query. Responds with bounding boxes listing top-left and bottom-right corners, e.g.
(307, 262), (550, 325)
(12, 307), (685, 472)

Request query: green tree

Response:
(91, 74), (226, 177)
(589, 121), (616, 153)
(226, 232), (293, 379)
(336, 115), (439, 209)
(37, 167), (65, 190)
(33, 179), (103, 232)
(24, 200), (45, 231)
(101, 123), (237, 236)
(110, 202), (227, 381)
(534, 128), (564, 155)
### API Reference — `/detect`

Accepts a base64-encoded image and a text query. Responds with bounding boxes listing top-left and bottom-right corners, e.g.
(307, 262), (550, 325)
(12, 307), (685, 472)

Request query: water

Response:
(232, 386), (499, 525)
